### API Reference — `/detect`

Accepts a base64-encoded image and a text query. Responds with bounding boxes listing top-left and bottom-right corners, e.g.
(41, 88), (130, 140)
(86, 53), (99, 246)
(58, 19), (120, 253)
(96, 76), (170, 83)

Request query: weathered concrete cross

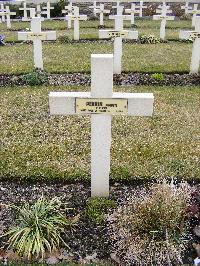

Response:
(19, 0), (29, 21)
(125, 3), (140, 25)
(101, 11), (138, 74)
(18, 17), (56, 69)
(65, 6), (87, 41)
(188, 4), (200, 27)
(136, 1), (147, 18)
(153, 3), (175, 40)
(89, 1), (97, 17)
(0, 3), (5, 22)
(49, 54), (154, 197)
(62, 3), (74, 29)
(179, 17), (200, 73)
(181, 1), (191, 15)
(94, 4), (110, 26)
(0, 6), (16, 28)
(42, 1), (54, 20)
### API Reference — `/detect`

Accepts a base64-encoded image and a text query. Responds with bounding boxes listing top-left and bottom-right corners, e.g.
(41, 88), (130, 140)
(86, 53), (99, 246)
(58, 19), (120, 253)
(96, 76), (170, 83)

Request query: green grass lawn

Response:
(0, 18), (195, 74)
(0, 42), (192, 74)
(1, 85), (199, 183)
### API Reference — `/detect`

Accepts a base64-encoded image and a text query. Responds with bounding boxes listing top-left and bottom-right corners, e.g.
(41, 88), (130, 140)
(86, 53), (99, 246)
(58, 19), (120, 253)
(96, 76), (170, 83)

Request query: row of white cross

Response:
(17, 13), (200, 74)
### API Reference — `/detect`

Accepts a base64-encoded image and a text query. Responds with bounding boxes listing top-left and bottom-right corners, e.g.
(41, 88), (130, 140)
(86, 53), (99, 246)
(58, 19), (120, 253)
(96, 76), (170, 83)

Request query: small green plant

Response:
(86, 197), (116, 224)
(139, 34), (160, 44)
(58, 35), (71, 43)
(151, 73), (165, 81)
(20, 69), (48, 86)
(6, 196), (74, 260)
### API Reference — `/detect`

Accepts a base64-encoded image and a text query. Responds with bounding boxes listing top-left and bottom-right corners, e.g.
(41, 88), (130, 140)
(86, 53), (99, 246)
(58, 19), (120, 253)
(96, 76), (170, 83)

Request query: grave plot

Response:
(0, 4), (199, 266)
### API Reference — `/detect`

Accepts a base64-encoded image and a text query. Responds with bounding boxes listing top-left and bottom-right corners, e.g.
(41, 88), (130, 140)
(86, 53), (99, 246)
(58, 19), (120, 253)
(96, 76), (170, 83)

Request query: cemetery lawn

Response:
(1, 85), (199, 183)
(0, 42), (193, 74)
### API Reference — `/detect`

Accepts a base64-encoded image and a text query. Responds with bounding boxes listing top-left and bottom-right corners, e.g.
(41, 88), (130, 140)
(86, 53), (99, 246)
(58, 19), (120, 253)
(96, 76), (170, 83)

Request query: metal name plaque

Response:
(71, 16), (81, 19)
(27, 32), (46, 40)
(108, 31), (128, 38)
(76, 98), (128, 115)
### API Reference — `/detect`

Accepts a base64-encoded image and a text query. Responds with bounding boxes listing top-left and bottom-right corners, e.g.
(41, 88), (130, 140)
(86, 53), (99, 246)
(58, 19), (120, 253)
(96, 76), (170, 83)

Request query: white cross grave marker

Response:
(18, 17), (56, 70)
(125, 3), (140, 25)
(19, 1), (28, 21)
(153, 4), (175, 40)
(89, 1), (97, 16)
(62, 3), (74, 29)
(179, 17), (200, 74)
(181, 1), (191, 15)
(0, 3), (5, 22)
(42, 1), (54, 20)
(100, 14), (138, 74)
(188, 4), (200, 27)
(136, 1), (147, 18)
(113, 1), (121, 15)
(110, 6), (132, 24)
(94, 4), (110, 26)
(0, 6), (16, 28)
(65, 6), (87, 41)
(49, 54), (154, 197)
(36, 4), (42, 18)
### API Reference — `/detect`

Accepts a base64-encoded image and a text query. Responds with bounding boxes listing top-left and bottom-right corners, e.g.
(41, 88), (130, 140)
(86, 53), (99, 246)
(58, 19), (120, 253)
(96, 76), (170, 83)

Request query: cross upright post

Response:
(49, 54), (154, 197)
(94, 3), (110, 26)
(62, 3), (74, 29)
(65, 6), (87, 41)
(89, 1), (97, 16)
(125, 3), (140, 25)
(36, 4), (42, 18)
(188, 4), (200, 27)
(153, 4), (175, 40)
(179, 17), (200, 73)
(19, 1), (28, 21)
(42, 1), (54, 20)
(181, 1), (191, 15)
(18, 17), (56, 69)
(102, 11), (138, 74)
(0, 3), (5, 22)
(1, 6), (16, 28)
(136, 1), (147, 18)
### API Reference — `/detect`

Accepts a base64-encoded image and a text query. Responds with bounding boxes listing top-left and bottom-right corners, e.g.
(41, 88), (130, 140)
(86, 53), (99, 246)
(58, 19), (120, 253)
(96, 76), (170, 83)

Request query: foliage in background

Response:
(5, 196), (75, 260)
(108, 181), (193, 265)
(58, 35), (71, 43)
(20, 69), (49, 86)
(86, 198), (116, 224)
(151, 73), (165, 81)
(139, 35), (160, 44)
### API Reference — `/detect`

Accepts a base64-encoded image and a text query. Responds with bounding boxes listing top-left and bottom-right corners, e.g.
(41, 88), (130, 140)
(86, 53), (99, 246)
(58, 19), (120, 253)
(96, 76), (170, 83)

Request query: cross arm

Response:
(49, 92), (154, 116)
(18, 31), (56, 41)
(99, 29), (138, 39)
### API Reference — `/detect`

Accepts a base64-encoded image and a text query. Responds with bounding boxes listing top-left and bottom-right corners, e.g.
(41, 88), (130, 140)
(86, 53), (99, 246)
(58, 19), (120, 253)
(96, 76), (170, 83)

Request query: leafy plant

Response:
(20, 69), (48, 86)
(86, 197), (116, 224)
(151, 73), (165, 81)
(108, 180), (192, 265)
(58, 35), (71, 43)
(139, 34), (160, 44)
(6, 196), (75, 260)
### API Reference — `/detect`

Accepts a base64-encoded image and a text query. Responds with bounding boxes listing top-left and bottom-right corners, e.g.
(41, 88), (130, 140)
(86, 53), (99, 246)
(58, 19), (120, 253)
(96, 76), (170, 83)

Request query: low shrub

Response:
(20, 69), (49, 86)
(139, 35), (160, 44)
(108, 180), (193, 265)
(151, 73), (165, 81)
(58, 35), (71, 43)
(86, 197), (116, 224)
(5, 196), (75, 260)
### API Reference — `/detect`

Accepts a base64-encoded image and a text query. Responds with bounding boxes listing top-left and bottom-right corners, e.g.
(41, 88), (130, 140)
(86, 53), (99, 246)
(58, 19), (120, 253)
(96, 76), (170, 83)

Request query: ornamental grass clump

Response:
(108, 180), (193, 266)
(6, 196), (74, 260)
